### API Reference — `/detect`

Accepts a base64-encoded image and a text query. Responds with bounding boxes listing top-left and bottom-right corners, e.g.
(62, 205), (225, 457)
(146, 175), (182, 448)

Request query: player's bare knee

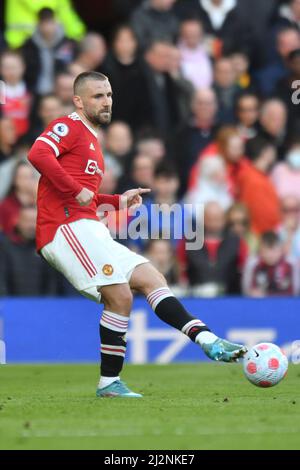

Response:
(100, 284), (133, 316)
(131, 263), (167, 295)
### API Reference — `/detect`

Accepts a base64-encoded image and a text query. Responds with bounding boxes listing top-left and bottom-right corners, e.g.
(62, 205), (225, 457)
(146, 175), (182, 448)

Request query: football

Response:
(243, 343), (288, 388)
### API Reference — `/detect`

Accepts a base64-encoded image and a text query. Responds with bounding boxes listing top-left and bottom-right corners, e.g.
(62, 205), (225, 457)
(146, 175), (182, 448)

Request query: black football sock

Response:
(147, 288), (210, 342)
(99, 310), (128, 385)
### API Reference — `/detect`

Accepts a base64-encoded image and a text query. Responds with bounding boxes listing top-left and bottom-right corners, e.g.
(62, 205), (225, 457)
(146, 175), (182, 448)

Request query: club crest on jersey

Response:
(53, 123), (69, 137)
(102, 264), (114, 276)
(85, 159), (103, 176)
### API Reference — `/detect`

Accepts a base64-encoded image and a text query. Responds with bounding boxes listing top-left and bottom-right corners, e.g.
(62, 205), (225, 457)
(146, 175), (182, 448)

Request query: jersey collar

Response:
(73, 112), (98, 139)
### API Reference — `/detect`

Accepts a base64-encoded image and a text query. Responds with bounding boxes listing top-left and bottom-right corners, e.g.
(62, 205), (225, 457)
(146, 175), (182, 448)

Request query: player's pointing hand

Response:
(76, 187), (94, 206)
(121, 188), (151, 211)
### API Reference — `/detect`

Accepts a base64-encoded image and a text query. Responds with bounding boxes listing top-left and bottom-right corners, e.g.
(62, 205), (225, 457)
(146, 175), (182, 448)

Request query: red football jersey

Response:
(28, 112), (121, 251)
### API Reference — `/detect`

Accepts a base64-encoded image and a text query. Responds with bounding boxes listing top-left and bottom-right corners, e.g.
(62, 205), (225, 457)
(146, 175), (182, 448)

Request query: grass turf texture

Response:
(0, 363), (299, 450)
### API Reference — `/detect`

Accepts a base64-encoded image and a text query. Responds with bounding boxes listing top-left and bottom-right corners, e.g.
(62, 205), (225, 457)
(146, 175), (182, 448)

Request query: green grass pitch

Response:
(0, 363), (299, 450)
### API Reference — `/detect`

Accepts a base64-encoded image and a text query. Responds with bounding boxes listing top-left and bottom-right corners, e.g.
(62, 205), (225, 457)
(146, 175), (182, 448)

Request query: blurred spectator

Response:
(28, 94), (63, 141)
(277, 0), (300, 31)
(185, 154), (233, 210)
(54, 72), (74, 115)
(0, 50), (32, 138)
(0, 140), (33, 200)
(0, 206), (60, 296)
(22, 8), (77, 95)
(0, 117), (17, 163)
(151, 163), (179, 205)
(129, 163), (182, 251)
(175, 88), (218, 196)
(177, 18), (213, 90)
(213, 57), (241, 124)
(272, 139), (300, 199)
(235, 93), (260, 141)
(148, 163), (180, 227)
(278, 195), (300, 259)
(243, 231), (299, 297)
(275, 48), (300, 127)
(0, 161), (38, 241)
(254, 99), (288, 158)
(189, 126), (251, 199)
(145, 239), (179, 285)
(131, 153), (155, 189)
(5, 0), (85, 49)
(135, 131), (167, 164)
(255, 27), (300, 96)
(238, 139), (281, 235)
(124, 153), (155, 193)
(166, 44), (194, 124)
(175, 0), (255, 60)
(227, 203), (258, 254)
(131, 0), (179, 51)
(72, 33), (107, 72)
(185, 201), (248, 295)
(104, 121), (134, 182)
(143, 40), (188, 137)
(101, 25), (151, 131)
(230, 51), (254, 91)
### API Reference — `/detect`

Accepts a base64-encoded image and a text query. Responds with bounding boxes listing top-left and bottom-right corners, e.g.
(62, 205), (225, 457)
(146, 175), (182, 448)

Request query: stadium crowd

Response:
(1, 0), (300, 298)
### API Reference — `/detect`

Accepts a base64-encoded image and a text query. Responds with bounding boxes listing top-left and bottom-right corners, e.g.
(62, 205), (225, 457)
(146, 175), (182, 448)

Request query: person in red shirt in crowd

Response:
(0, 50), (31, 138)
(188, 125), (251, 199)
(243, 231), (299, 297)
(27, 71), (246, 398)
(237, 138), (281, 235)
(0, 161), (38, 242)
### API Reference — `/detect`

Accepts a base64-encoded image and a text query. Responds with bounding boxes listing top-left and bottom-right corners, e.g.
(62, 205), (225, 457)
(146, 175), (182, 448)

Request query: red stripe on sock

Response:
(103, 313), (128, 327)
(101, 347), (126, 354)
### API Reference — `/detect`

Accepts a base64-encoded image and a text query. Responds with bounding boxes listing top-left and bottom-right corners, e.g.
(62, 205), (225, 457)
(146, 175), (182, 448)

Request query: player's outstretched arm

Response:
(94, 188), (151, 213)
(94, 193), (122, 211)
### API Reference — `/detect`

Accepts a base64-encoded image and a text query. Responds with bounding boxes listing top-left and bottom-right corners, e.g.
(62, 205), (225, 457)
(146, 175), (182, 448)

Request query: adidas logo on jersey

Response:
(89, 143), (95, 151)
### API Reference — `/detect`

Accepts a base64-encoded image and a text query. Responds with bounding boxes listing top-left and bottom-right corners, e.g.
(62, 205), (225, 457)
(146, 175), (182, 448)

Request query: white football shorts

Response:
(41, 219), (148, 303)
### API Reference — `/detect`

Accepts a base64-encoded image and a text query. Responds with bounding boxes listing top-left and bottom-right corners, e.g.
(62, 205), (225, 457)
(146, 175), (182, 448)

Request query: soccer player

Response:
(28, 72), (246, 398)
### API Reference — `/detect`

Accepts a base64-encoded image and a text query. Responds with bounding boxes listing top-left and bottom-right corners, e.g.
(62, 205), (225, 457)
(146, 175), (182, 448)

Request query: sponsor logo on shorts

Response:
(53, 122), (69, 137)
(102, 264), (114, 276)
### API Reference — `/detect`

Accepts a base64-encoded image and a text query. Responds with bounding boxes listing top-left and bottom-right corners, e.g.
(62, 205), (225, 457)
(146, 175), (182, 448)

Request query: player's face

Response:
(79, 79), (113, 126)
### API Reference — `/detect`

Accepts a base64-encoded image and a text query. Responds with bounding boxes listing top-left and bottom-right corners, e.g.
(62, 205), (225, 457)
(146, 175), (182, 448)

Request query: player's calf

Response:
(97, 283), (138, 396)
(130, 263), (246, 362)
